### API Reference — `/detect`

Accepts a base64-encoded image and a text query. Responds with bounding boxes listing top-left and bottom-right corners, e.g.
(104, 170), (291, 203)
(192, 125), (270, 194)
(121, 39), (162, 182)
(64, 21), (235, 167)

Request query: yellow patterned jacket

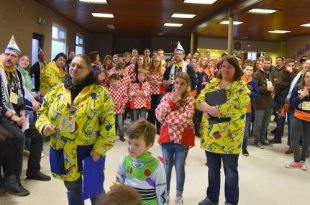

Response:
(36, 83), (116, 181)
(195, 78), (249, 154)
(40, 61), (65, 95)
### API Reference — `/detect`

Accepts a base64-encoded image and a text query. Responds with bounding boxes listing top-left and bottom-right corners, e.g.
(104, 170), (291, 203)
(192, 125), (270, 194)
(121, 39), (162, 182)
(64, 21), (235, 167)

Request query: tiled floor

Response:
(1, 122), (310, 205)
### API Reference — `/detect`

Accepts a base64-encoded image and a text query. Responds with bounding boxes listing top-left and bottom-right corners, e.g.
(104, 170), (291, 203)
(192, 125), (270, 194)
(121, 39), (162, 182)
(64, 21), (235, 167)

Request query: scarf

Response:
(170, 60), (187, 78)
(0, 67), (23, 114)
(0, 61), (15, 81)
(17, 66), (32, 91)
(63, 74), (96, 102)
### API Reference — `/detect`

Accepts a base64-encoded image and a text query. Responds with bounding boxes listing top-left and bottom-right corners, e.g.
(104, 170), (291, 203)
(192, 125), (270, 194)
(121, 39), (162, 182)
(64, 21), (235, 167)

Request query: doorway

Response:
(32, 33), (44, 65)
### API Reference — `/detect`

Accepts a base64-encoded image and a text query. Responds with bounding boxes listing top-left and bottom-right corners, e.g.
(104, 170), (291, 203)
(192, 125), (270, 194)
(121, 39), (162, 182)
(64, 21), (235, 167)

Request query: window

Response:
(75, 34), (84, 55)
(51, 24), (67, 59)
(247, 51), (257, 61)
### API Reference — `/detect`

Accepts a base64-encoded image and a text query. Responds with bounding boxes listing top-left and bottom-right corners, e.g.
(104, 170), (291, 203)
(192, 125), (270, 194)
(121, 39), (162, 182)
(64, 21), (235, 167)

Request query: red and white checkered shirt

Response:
(109, 84), (128, 114)
(125, 63), (136, 83)
(147, 73), (163, 95)
(129, 82), (151, 109)
(155, 92), (195, 144)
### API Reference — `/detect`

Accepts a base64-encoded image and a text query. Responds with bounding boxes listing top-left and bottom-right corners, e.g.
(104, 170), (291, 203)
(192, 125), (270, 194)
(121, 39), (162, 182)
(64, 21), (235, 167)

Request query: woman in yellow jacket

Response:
(36, 55), (115, 205)
(196, 56), (249, 205)
(40, 52), (67, 95)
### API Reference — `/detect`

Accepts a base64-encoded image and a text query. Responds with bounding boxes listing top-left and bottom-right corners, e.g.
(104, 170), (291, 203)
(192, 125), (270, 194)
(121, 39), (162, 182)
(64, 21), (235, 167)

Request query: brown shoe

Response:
(285, 147), (293, 154)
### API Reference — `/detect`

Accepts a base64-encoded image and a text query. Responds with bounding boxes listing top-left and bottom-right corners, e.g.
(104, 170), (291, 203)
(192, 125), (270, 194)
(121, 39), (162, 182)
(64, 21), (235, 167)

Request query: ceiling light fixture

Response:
(220, 20), (243, 25)
(107, 24), (115, 29)
(268, 30), (291, 34)
(300, 23), (310, 27)
(184, 0), (217, 4)
(164, 23), (183, 27)
(171, 13), (196, 18)
(79, 0), (107, 4)
(248, 8), (277, 14)
(92, 13), (114, 18)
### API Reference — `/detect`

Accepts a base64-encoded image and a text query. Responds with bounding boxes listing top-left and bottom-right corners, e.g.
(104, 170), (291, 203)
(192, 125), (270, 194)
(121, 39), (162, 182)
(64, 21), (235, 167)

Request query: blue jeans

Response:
(242, 113), (252, 150)
(274, 106), (286, 139)
(64, 178), (102, 205)
(115, 114), (124, 137)
(133, 108), (147, 121)
(205, 151), (239, 205)
(161, 142), (189, 194)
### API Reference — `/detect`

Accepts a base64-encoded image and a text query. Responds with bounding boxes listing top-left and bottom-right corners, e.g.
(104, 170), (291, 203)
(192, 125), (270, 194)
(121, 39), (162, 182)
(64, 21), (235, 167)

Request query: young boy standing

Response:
(116, 119), (167, 205)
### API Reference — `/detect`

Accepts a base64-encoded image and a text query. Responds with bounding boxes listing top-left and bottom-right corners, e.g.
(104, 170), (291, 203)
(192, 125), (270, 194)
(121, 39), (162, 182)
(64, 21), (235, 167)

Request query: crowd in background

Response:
(1, 35), (310, 205)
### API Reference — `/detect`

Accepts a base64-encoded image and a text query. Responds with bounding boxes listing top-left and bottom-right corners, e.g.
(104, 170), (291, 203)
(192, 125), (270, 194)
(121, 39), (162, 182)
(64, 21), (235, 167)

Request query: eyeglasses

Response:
(70, 63), (86, 70)
(4, 53), (18, 58)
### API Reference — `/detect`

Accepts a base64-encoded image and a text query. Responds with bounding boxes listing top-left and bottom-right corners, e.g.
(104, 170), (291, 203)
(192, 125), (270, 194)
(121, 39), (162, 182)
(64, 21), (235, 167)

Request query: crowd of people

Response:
(0, 35), (310, 205)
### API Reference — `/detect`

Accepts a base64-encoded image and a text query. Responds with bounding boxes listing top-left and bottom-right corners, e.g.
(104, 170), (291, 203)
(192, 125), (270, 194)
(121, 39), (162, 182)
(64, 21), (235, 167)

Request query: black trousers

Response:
(24, 126), (43, 175)
(147, 94), (162, 134)
(0, 118), (25, 183)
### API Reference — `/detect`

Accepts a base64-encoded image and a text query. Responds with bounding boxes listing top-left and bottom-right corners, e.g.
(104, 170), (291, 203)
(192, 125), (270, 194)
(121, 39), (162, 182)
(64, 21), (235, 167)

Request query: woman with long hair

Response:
(147, 55), (165, 133)
(156, 72), (195, 205)
(287, 69), (310, 171)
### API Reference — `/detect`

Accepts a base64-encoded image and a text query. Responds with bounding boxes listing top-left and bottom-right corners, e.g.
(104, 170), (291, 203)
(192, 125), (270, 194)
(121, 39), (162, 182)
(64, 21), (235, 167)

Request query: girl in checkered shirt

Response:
(97, 68), (110, 89)
(129, 69), (151, 121)
(147, 55), (165, 134)
(155, 72), (195, 205)
(109, 74), (128, 142)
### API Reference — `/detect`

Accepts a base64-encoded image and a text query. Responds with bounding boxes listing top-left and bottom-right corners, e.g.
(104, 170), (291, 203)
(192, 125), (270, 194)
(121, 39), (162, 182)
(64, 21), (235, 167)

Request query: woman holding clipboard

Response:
(196, 56), (249, 205)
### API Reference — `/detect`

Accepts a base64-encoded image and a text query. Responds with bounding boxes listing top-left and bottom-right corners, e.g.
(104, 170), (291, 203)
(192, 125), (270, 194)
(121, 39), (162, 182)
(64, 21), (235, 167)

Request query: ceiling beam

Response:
(192, 0), (263, 34)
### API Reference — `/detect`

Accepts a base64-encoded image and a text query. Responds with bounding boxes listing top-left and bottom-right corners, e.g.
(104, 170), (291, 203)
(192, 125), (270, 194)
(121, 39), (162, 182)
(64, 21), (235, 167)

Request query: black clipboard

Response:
(205, 89), (227, 106)
(205, 89), (229, 125)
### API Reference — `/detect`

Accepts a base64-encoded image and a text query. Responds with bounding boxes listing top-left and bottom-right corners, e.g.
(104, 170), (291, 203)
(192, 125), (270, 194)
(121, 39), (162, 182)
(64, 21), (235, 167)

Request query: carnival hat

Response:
(174, 41), (185, 53)
(5, 35), (21, 55)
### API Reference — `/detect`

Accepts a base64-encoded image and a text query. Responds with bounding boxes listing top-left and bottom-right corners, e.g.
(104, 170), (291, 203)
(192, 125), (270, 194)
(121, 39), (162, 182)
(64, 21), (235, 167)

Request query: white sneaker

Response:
(301, 161), (308, 171)
(175, 196), (183, 205)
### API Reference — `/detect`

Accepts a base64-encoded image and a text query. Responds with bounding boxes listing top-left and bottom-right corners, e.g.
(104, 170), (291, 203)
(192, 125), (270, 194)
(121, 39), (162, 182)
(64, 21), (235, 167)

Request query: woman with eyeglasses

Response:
(36, 55), (116, 205)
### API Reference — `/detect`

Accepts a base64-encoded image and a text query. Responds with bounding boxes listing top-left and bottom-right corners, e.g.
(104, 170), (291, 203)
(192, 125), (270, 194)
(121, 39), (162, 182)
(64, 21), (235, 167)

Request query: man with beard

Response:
(163, 41), (197, 93)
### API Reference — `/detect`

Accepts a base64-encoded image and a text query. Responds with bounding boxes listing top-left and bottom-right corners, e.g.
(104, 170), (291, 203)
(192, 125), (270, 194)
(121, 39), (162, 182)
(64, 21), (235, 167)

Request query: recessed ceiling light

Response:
(248, 8), (277, 14)
(164, 23), (183, 27)
(268, 30), (291, 34)
(300, 23), (310, 27)
(92, 13), (114, 18)
(184, 0), (217, 4)
(107, 24), (115, 29)
(79, 0), (107, 4)
(220, 20), (243, 25)
(171, 13), (196, 18)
